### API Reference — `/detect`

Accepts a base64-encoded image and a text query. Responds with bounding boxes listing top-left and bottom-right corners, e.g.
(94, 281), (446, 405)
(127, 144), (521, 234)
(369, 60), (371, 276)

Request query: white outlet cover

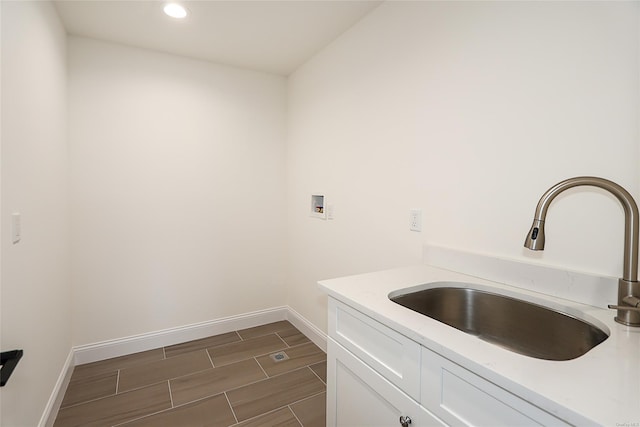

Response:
(410, 209), (422, 232)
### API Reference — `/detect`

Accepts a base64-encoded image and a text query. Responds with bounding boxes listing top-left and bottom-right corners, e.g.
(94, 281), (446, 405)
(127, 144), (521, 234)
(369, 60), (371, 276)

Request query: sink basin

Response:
(389, 285), (608, 361)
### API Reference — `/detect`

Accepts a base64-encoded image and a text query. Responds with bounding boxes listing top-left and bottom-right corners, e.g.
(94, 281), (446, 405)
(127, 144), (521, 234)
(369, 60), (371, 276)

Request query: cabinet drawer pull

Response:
(399, 415), (412, 427)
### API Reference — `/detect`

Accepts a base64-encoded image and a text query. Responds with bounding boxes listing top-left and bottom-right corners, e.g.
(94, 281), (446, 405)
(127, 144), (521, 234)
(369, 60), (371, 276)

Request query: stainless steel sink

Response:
(389, 285), (608, 361)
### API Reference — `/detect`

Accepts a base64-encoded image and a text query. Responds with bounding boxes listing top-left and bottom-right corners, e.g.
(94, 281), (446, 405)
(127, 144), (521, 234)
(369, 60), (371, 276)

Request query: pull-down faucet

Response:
(524, 176), (640, 326)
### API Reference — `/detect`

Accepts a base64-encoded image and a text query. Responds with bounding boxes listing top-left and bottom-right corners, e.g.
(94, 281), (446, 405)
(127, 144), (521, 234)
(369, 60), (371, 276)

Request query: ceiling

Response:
(54, 0), (383, 76)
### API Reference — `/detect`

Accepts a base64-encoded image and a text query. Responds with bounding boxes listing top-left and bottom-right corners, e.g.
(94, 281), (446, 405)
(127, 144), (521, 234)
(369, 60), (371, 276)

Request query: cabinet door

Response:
(328, 338), (445, 427)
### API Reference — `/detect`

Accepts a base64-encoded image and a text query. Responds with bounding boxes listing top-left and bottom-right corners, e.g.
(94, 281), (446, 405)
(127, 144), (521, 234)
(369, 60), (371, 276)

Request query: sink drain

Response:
(269, 351), (289, 362)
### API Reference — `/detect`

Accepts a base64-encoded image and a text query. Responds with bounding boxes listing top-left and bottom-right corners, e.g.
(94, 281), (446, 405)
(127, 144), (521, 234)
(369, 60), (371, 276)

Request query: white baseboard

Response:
(73, 306), (292, 365)
(39, 349), (74, 427)
(286, 306), (328, 352)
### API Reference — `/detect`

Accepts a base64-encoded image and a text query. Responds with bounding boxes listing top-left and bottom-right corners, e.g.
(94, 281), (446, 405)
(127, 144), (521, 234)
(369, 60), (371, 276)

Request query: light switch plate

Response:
(11, 212), (21, 244)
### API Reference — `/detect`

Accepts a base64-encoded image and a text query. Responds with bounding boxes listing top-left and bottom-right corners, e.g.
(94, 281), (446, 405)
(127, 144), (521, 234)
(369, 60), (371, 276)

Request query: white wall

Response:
(1, 1), (71, 425)
(68, 37), (288, 346)
(286, 1), (640, 331)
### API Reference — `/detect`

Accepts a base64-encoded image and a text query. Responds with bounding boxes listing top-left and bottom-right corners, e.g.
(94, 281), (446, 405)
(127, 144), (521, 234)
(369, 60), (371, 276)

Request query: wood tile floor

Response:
(54, 321), (327, 427)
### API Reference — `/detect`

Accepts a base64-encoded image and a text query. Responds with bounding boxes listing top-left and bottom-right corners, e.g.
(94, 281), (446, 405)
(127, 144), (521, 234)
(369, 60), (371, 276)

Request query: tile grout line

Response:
(275, 331), (291, 348)
(111, 409), (170, 427)
(57, 390), (119, 411)
(224, 391), (239, 425)
(275, 332), (289, 348)
(288, 404), (305, 427)
(167, 380), (174, 408)
(230, 405), (303, 427)
(288, 389), (327, 426)
(288, 390), (326, 408)
(144, 391), (231, 415)
(308, 365), (327, 386)
(167, 392), (228, 413)
(254, 356), (270, 378)
(289, 389), (326, 407)
(111, 407), (170, 427)
(206, 348), (216, 368)
(227, 364), (311, 390)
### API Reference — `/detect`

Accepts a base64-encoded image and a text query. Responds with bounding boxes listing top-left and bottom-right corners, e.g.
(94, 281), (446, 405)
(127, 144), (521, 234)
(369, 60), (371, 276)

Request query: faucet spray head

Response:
(524, 219), (545, 250)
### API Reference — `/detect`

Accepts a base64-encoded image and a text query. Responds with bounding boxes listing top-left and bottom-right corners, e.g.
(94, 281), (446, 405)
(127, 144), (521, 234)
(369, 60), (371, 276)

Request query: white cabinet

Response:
(328, 338), (445, 427)
(327, 298), (443, 426)
(327, 297), (571, 427)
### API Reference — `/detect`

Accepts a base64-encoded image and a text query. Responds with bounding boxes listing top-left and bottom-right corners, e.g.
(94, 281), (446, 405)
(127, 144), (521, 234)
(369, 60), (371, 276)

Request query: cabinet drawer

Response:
(328, 297), (421, 400)
(328, 338), (445, 427)
(421, 347), (570, 427)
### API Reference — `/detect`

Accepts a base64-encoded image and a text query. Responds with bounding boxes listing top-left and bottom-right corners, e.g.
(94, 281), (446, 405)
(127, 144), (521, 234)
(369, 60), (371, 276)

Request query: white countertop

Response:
(318, 264), (640, 427)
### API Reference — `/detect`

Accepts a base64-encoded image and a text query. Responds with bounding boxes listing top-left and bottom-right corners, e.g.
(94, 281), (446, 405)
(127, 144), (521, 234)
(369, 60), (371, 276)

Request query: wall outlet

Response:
(409, 209), (422, 232)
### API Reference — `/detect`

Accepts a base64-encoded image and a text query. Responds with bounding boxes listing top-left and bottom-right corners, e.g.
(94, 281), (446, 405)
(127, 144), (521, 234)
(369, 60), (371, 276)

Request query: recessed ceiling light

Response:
(163, 3), (188, 19)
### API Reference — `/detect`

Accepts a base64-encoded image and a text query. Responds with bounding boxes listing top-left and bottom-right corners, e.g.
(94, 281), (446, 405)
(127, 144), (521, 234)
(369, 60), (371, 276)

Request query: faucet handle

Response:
(608, 295), (640, 312)
(608, 304), (640, 312)
(622, 295), (640, 307)
(609, 295), (640, 311)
